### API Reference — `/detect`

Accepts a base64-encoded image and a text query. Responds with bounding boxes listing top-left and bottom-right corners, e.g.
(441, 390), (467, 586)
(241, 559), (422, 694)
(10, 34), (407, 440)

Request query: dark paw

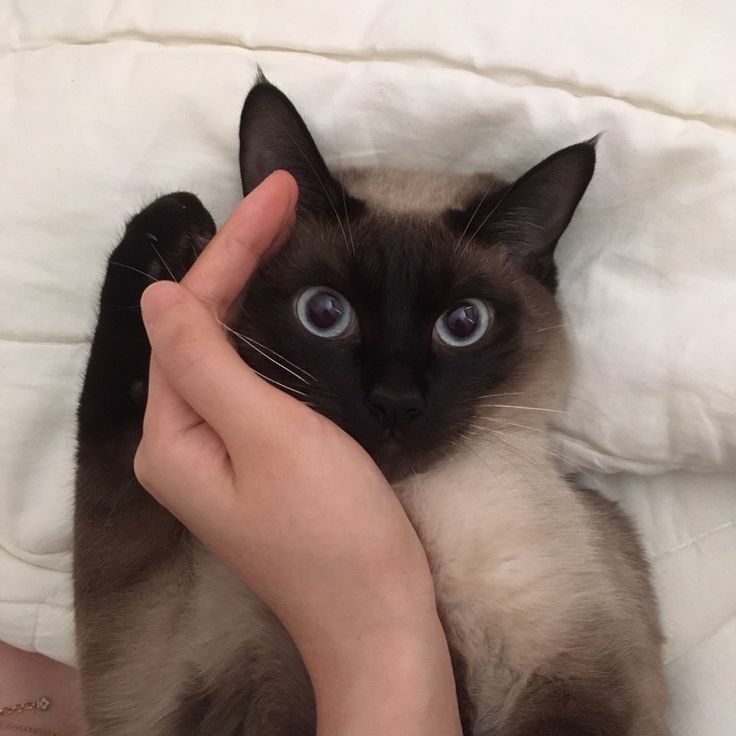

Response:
(117, 191), (216, 286)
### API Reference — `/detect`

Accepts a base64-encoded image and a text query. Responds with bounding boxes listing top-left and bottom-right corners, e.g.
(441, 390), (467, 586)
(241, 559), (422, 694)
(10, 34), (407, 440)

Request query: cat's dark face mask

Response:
(231, 75), (595, 481)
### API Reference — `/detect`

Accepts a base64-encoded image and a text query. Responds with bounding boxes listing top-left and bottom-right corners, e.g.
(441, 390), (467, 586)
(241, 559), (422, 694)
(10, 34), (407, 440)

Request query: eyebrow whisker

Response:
(218, 320), (313, 386)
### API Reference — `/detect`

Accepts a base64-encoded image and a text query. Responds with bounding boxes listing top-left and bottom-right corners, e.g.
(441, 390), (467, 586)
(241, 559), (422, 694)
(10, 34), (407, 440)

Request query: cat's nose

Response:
(366, 385), (425, 430)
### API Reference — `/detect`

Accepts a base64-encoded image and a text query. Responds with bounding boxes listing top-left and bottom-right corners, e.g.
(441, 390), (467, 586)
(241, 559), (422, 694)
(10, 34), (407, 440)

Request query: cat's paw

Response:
(115, 192), (217, 285)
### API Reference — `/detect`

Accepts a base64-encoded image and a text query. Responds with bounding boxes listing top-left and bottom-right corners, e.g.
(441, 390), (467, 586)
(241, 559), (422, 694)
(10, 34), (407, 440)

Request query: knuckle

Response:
(133, 444), (154, 489)
(134, 429), (173, 490)
(136, 419), (186, 492)
(222, 225), (257, 258)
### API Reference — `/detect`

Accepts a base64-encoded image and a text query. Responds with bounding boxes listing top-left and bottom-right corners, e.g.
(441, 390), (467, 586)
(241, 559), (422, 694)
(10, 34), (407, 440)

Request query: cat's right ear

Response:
(446, 140), (596, 289)
(239, 73), (362, 220)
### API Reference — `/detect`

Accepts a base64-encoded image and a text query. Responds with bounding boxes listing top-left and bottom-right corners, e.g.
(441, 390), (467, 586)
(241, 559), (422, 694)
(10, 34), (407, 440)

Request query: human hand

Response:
(133, 171), (461, 736)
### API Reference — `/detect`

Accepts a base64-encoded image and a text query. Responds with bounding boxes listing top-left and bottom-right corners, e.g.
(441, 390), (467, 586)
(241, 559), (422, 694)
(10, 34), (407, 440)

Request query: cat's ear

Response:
(239, 72), (362, 219)
(451, 140), (596, 285)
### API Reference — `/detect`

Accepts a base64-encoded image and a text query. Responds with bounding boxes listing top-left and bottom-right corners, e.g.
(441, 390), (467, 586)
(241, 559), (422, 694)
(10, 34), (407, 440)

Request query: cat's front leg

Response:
(74, 193), (217, 736)
(75, 190), (216, 598)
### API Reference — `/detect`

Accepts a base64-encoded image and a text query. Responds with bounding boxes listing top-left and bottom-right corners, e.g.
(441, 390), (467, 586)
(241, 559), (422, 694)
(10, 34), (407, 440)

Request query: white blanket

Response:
(1, 2), (735, 734)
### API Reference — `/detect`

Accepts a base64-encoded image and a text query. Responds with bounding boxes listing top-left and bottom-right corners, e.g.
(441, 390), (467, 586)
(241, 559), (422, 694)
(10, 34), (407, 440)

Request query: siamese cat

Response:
(74, 75), (669, 735)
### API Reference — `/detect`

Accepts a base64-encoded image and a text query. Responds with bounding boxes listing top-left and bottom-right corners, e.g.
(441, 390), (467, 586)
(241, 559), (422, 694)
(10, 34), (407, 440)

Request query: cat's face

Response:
(232, 77), (595, 480)
(236, 214), (526, 479)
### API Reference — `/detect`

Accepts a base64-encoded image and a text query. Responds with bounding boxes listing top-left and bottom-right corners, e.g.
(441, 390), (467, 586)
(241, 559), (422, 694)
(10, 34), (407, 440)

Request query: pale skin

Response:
(2, 172), (461, 736)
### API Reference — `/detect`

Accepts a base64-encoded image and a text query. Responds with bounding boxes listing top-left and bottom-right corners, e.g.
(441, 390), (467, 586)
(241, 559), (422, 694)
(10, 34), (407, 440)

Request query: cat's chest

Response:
(396, 435), (590, 671)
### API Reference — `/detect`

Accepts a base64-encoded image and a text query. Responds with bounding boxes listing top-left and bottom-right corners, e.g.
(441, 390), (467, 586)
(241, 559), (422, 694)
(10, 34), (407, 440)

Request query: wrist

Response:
(306, 614), (462, 736)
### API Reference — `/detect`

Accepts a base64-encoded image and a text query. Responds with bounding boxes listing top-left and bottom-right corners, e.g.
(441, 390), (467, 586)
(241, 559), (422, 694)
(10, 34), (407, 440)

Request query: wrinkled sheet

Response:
(1, 2), (735, 734)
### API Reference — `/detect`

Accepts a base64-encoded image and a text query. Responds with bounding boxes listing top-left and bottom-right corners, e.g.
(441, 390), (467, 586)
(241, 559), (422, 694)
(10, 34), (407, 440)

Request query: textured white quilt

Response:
(1, 2), (735, 734)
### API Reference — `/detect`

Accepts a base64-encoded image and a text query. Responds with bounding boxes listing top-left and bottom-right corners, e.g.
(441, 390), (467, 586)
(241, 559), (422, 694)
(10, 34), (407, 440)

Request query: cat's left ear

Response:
(450, 140), (596, 285)
(239, 71), (363, 220)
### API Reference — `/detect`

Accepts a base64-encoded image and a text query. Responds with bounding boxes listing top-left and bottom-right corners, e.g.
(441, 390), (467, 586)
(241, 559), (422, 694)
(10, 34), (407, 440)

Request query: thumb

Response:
(140, 280), (290, 455)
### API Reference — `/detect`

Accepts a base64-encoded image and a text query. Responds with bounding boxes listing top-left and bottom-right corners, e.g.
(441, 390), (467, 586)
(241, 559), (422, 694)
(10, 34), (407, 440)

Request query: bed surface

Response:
(1, 3), (735, 733)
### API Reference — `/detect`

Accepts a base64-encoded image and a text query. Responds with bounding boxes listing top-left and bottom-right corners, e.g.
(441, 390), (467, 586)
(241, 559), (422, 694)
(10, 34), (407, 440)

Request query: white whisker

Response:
(145, 235), (178, 283)
(218, 320), (312, 386)
(251, 368), (307, 397)
(476, 423), (580, 473)
(479, 404), (568, 415)
(272, 118), (354, 258)
(470, 427), (546, 492)
(339, 175), (356, 256)
(233, 322), (317, 382)
(453, 178), (497, 253)
(473, 391), (525, 401)
(330, 107), (357, 257)
(466, 176), (525, 246)
(109, 261), (159, 284)
(475, 416), (548, 434)
(452, 391), (524, 406)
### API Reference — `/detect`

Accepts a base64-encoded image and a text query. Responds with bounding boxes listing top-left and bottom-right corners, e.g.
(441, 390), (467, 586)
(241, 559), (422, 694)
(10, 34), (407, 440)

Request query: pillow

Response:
(553, 122), (736, 473)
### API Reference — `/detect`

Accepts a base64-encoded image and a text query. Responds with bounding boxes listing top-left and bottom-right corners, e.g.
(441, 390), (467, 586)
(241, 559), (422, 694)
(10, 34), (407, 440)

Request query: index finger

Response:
(182, 170), (297, 315)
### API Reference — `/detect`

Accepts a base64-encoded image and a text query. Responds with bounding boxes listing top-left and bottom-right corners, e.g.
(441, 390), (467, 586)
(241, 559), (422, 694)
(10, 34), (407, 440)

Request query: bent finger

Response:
(140, 280), (296, 454)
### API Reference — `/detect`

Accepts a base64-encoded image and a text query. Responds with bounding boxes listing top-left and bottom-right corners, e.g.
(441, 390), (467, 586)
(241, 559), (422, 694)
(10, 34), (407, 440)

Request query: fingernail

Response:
(141, 281), (184, 326)
(285, 173), (299, 212)
(258, 171), (297, 259)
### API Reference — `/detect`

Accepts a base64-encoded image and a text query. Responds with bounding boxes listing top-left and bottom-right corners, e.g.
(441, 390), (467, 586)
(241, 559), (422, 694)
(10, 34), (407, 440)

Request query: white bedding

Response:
(1, 2), (735, 733)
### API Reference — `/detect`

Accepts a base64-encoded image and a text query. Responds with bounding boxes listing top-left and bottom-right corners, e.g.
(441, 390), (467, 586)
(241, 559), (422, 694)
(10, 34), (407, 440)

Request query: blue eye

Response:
(295, 287), (355, 338)
(434, 299), (493, 348)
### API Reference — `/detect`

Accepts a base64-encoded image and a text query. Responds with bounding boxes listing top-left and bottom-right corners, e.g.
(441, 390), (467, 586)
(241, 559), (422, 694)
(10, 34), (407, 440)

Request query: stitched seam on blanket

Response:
(0, 334), (90, 345)
(4, 36), (736, 133)
(0, 600), (71, 608)
(664, 612), (736, 666)
(0, 540), (71, 569)
(653, 518), (736, 560)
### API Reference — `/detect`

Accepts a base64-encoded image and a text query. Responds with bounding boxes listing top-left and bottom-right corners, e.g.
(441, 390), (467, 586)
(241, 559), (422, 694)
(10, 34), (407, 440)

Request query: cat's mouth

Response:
(369, 436), (427, 483)
(335, 404), (457, 483)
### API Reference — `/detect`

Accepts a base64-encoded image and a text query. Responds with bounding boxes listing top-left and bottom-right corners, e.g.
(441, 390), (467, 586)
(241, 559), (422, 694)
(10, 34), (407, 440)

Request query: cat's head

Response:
(232, 76), (595, 480)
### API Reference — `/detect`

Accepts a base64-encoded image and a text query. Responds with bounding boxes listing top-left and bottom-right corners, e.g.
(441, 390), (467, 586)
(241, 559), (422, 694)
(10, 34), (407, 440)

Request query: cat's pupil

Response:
(307, 291), (343, 329)
(446, 303), (478, 338)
